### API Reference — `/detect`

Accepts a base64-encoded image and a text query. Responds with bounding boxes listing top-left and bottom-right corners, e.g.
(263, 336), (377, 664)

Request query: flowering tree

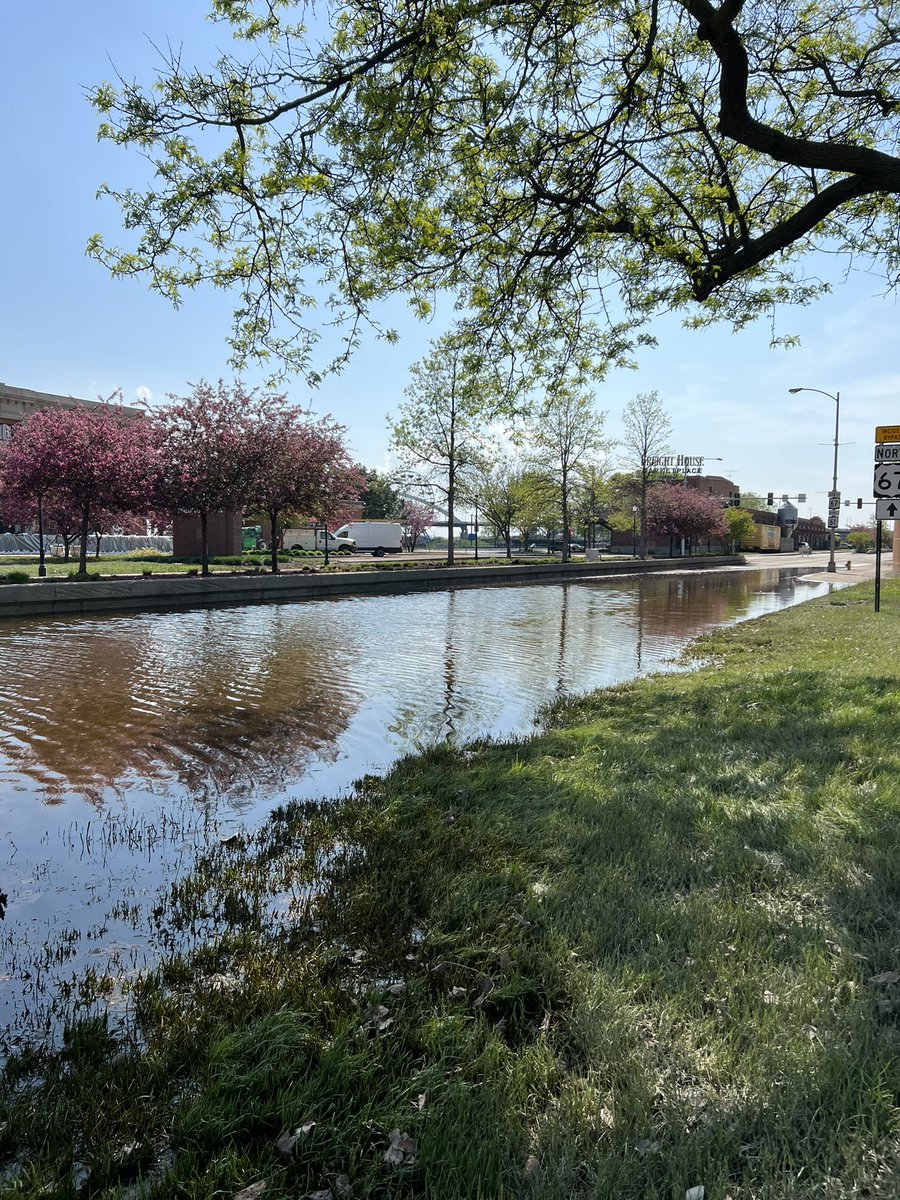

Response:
(153, 381), (265, 575)
(0, 402), (157, 574)
(400, 500), (434, 553)
(246, 403), (365, 573)
(646, 485), (726, 555)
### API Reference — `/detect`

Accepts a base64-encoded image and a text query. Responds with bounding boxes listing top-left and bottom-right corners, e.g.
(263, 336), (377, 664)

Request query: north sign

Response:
(875, 444), (900, 464)
(875, 425), (900, 444)
(873, 463), (900, 497)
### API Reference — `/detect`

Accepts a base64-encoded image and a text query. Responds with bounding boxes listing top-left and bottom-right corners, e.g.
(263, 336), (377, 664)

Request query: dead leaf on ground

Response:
(412, 1093), (427, 1111)
(307, 1191), (332, 1200)
(360, 1005), (393, 1034)
(276, 1122), (316, 1155)
(599, 1107), (614, 1129)
(686, 1187), (705, 1200)
(870, 970), (900, 985)
(333, 1176), (352, 1200)
(635, 1138), (661, 1156)
(763, 990), (778, 1005)
(524, 1155), (539, 1177)
(388, 981), (406, 996)
(234, 1183), (267, 1200)
(448, 986), (467, 1002)
(383, 1129), (416, 1167)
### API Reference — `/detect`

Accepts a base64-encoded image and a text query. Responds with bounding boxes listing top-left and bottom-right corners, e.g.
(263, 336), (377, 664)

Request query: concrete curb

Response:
(0, 556), (746, 620)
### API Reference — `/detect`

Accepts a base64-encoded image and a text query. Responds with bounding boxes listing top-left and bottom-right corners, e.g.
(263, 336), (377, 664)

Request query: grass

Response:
(0, 553), (631, 581)
(2, 579), (899, 1198)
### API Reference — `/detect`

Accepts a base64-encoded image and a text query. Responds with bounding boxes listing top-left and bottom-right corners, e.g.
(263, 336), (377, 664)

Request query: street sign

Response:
(873, 463), (900, 497)
(875, 444), (900, 463)
(875, 425), (900, 444)
(827, 513), (840, 529)
(875, 498), (900, 521)
(828, 493), (841, 511)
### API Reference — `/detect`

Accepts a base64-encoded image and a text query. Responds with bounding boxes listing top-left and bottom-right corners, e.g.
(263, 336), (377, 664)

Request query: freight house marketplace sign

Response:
(647, 455), (708, 475)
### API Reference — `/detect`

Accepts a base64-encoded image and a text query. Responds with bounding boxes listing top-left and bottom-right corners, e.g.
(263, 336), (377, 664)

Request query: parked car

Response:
(529, 539), (585, 553)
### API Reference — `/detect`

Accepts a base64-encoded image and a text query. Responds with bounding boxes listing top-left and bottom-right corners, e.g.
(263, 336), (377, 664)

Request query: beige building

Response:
(0, 382), (140, 440)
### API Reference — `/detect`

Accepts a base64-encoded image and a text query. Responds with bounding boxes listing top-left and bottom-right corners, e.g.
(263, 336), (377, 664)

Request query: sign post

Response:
(872, 427), (900, 612)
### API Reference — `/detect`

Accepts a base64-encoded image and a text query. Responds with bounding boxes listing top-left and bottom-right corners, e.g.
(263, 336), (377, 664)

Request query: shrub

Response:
(1, 570), (31, 584)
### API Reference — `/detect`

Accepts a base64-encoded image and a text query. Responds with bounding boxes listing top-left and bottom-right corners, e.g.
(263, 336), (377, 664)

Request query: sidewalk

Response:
(742, 549), (895, 584)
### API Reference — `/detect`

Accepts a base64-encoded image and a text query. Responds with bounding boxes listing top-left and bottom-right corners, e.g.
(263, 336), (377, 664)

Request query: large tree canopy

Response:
(90, 0), (900, 375)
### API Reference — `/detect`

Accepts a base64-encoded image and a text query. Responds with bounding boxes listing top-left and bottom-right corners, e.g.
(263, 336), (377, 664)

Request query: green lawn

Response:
(2, 580), (899, 1198)
(0, 553), (312, 579)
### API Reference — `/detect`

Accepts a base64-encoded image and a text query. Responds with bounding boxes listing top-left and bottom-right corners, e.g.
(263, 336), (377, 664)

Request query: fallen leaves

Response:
(869, 970), (900, 985)
(275, 1121), (316, 1155)
(635, 1138), (661, 1156)
(383, 1129), (416, 1167)
(360, 1004), (393, 1035)
(234, 1182), (266, 1200)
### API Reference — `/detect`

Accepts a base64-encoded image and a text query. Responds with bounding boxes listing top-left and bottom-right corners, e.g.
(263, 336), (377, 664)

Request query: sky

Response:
(3, 1), (898, 524)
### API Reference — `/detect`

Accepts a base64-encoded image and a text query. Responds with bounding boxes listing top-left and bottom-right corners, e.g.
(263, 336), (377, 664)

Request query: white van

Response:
(282, 527), (356, 553)
(333, 521), (404, 556)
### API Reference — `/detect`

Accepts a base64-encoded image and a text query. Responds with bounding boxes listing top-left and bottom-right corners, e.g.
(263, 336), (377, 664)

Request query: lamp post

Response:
(789, 387), (840, 573)
(321, 464), (330, 567)
(632, 505), (638, 558)
(473, 496), (479, 561)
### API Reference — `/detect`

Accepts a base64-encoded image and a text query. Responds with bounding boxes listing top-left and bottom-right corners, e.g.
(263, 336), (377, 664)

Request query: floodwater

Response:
(0, 567), (836, 1046)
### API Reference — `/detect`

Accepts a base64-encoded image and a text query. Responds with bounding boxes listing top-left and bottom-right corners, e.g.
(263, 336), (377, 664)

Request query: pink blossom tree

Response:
(246, 403), (365, 573)
(0, 402), (156, 574)
(646, 484), (726, 555)
(400, 500), (434, 552)
(153, 381), (264, 575)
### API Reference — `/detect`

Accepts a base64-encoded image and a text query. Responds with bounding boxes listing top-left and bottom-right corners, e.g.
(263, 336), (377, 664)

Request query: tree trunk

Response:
(269, 508), (280, 574)
(561, 472), (569, 564)
(447, 468), (455, 567)
(78, 507), (90, 575)
(505, 533), (512, 559)
(200, 510), (210, 576)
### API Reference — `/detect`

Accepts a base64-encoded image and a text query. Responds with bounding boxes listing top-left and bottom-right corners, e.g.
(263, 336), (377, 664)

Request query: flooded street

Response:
(0, 566), (835, 1046)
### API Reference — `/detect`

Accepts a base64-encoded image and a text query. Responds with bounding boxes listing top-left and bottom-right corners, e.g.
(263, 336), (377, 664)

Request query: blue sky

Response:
(4, 1), (898, 523)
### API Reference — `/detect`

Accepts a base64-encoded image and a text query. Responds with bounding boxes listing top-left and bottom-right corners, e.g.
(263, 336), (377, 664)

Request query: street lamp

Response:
(321, 464), (330, 567)
(632, 505), (638, 558)
(788, 387), (840, 573)
(473, 496), (479, 561)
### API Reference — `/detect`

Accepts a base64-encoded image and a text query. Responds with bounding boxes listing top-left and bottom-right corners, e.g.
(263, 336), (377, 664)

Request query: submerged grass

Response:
(2, 580), (899, 1198)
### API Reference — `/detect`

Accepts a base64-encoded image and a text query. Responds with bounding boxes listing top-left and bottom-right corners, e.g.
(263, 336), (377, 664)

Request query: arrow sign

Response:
(875, 499), (900, 520)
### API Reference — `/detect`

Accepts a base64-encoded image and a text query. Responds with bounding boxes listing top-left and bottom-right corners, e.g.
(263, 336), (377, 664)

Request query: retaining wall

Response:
(0, 556), (746, 621)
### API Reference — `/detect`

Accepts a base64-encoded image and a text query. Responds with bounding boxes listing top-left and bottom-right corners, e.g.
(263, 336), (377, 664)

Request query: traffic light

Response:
(857, 497), (863, 509)
(766, 492), (774, 506)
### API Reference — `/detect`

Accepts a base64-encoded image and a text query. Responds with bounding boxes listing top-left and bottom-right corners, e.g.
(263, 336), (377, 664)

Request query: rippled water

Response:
(0, 566), (834, 1044)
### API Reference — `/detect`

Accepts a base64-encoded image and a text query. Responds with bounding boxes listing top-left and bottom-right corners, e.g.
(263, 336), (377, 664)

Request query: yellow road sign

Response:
(875, 425), (900, 443)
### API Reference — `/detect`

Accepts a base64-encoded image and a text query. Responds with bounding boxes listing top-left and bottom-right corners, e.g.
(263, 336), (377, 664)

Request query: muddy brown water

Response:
(0, 566), (839, 1048)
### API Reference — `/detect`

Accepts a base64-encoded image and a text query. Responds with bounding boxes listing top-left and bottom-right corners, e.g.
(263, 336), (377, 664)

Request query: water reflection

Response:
(0, 566), (833, 1044)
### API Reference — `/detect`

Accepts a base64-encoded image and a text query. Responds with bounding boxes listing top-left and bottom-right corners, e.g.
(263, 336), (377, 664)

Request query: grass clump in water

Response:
(2, 579), (899, 1198)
